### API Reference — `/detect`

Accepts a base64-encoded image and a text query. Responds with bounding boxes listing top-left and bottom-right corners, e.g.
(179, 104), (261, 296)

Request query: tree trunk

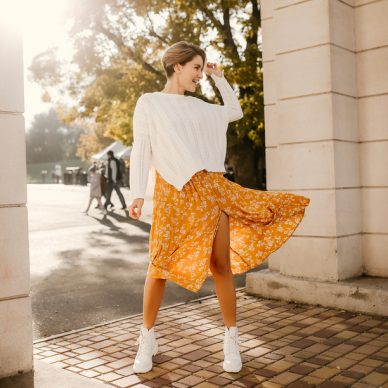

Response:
(226, 140), (265, 190)
(255, 144), (267, 190)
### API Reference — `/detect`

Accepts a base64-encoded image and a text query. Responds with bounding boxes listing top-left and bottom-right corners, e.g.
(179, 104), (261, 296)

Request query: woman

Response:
(83, 165), (107, 215)
(128, 41), (310, 374)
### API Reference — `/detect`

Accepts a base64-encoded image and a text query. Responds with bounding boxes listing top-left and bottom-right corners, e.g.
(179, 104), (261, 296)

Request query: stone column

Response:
(247, 0), (388, 316)
(0, 23), (33, 377)
(357, 0), (388, 278)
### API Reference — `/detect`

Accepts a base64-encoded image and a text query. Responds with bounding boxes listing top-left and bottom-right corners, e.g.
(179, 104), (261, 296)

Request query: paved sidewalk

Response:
(34, 289), (388, 387)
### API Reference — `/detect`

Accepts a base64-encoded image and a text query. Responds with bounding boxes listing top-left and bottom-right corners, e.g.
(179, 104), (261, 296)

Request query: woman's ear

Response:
(173, 63), (182, 74)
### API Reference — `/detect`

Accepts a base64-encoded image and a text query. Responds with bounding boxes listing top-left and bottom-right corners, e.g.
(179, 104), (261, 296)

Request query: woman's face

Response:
(175, 54), (204, 92)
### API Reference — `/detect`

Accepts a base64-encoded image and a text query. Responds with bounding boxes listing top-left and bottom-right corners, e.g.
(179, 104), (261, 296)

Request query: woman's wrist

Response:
(210, 70), (224, 80)
(212, 70), (223, 77)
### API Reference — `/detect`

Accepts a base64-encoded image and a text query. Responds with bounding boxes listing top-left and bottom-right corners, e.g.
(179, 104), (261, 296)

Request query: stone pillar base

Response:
(246, 269), (388, 317)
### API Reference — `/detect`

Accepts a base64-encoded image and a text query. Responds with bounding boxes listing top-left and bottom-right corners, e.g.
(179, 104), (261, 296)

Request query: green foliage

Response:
(29, 0), (264, 155)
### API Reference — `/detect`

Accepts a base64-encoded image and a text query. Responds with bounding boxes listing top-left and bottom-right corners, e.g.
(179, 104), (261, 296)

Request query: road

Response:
(28, 183), (266, 340)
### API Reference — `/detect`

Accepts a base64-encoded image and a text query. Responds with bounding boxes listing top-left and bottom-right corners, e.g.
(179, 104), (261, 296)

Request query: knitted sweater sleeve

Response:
(129, 95), (152, 201)
(210, 72), (243, 122)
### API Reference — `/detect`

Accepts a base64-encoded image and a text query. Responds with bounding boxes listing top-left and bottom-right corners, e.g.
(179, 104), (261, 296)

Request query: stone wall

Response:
(356, 0), (388, 277)
(260, 0), (387, 281)
(0, 24), (33, 378)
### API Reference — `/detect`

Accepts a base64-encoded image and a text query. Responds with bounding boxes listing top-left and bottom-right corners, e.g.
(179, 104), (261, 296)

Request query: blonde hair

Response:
(161, 41), (206, 79)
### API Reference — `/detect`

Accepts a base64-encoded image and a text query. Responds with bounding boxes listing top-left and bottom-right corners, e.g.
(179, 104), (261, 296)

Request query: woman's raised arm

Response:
(210, 72), (243, 123)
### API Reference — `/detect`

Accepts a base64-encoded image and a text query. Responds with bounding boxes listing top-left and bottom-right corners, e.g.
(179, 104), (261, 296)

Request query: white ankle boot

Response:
(133, 325), (158, 373)
(222, 326), (242, 372)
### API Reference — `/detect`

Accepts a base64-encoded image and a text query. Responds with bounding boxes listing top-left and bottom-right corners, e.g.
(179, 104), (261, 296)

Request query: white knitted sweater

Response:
(129, 72), (243, 200)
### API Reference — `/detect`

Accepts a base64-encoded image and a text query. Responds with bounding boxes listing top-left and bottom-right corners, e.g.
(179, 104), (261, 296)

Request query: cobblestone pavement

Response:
(34, 289), (388, 387)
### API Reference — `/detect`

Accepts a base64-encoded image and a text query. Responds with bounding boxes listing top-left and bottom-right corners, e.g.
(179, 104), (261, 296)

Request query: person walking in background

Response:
(127, 41), (310, 374)
(89, 161), (97, 171)
(99, 163), (107, 199)
(95, 162), (108, 209)
(104, 150), (127, 211)
(83, 164), (107, 215)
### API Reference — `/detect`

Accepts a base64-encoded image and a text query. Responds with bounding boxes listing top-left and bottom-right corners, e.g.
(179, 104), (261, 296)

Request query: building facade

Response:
(247, 0), (388, 316)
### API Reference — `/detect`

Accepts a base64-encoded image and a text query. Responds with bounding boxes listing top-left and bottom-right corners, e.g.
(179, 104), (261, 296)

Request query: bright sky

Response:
(0, 0), (226, 131)
(0, 0), (72, 130)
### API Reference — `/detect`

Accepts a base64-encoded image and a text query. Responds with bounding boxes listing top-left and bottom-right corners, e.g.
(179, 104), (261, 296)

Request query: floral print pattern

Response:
(147, 169), (311, 293)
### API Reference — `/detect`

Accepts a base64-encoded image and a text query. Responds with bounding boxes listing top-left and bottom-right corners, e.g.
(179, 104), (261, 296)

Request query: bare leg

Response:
(142, 275), (166, 329)
(96, 198), (107, 213)
(84, 198), (93, 212)
(210, 211), (236, 328)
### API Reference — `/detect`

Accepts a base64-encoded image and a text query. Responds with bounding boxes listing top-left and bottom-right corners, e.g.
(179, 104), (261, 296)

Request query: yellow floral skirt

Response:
(147, 169), (311, 293)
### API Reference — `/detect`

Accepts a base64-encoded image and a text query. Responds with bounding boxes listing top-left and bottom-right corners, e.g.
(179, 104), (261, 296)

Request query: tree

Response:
(76, 119), (116, 161)
(26, 108), (84, 163)
(29, 0), (265, 188)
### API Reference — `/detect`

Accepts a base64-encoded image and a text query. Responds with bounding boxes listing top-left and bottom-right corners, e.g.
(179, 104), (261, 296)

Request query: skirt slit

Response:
(146, 169), (310, 293)
(207, 207), (224, 273)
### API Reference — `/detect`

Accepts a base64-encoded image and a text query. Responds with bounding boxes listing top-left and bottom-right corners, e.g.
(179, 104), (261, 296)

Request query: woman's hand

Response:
(205, 62), (223, 78)
(128, 198), (144, 220)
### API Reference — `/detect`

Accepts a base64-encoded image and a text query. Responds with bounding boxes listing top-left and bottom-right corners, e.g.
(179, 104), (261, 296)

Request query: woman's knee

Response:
(210, 259), (232, 275)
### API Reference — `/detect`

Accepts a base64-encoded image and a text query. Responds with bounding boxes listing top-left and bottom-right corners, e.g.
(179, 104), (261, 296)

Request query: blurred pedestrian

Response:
(104, 150), (127, 210)
(100, 164), (107, 197)
(83, 165), (107, 215)
(95, 162), (108, 208)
